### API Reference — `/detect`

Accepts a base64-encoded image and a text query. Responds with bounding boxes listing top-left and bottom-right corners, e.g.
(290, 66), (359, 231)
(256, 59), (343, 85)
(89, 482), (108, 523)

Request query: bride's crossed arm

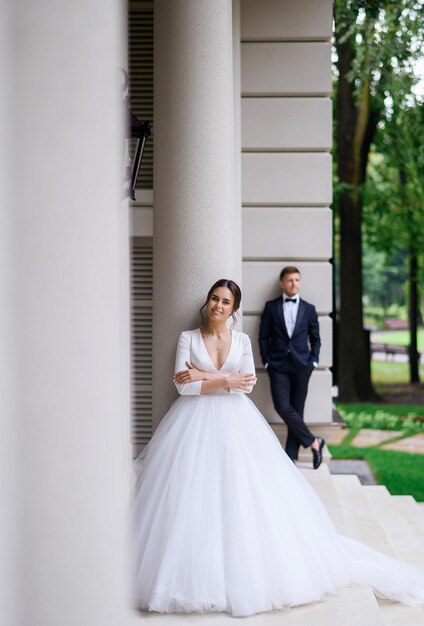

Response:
(175, 364), (256, 395)
(173, 332), (257, 395)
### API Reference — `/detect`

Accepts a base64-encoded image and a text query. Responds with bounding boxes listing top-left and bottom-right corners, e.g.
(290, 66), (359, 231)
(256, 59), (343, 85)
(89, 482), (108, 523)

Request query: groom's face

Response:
(280, 272), (300, 297)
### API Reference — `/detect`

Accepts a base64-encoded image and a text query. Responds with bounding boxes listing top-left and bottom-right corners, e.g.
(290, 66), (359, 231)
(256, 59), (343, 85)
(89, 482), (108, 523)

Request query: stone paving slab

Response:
(378, 602), (424, 626)
(328, 460), (377, 485)
(350, 429), (402, 448)
(380, 432), (424, 454)
(326, 428), (348, 445)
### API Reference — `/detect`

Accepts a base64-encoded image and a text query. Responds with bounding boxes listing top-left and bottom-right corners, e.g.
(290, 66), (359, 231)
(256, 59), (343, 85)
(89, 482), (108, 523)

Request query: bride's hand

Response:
(226, 372), (257, 391)
(174, 361), (205, 384)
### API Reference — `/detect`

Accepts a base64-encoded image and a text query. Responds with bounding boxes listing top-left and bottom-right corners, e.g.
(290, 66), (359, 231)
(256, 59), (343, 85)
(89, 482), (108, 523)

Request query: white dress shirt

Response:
(282, 294), (299, 337)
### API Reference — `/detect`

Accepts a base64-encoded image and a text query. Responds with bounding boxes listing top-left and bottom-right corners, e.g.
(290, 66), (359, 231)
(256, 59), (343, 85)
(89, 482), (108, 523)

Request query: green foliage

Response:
(333, 2), (424, 395)
(334, 0), (424, 135)
(334, 0), (424, 292)
(362, 244), (407, 311)
(333, 402), (424, 499)
(363, 103), (424, 256)
(329, 444), (424, 501)
(336, 402), (424, 416)
(338, 407), (424, 432)
(364, 304), (407, 327)
(362, 88), (424, 310)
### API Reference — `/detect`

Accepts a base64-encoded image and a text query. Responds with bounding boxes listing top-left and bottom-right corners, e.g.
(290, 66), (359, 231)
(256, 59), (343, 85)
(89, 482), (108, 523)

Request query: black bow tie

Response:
(284, 298), (297, 303)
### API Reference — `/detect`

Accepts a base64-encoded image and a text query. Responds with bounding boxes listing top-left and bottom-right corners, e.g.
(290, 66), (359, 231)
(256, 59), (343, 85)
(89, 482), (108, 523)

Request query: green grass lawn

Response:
(372, 329), (424, 349)
(336, 402), (424, 417)
(364, 305), (406, 328)
(329, 443), (424, 501)
(371, 359), (424, 384)
(332, 403), (424, 500)
(369, 327), (424, 384)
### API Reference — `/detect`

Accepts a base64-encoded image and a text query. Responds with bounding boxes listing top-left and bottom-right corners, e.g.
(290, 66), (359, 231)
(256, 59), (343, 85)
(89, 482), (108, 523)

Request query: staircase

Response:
(135, 464), (424, 625)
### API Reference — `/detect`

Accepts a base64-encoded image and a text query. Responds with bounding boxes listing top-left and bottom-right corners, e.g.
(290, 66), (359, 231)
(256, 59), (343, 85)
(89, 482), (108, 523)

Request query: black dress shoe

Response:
(311, 438), (325, 470)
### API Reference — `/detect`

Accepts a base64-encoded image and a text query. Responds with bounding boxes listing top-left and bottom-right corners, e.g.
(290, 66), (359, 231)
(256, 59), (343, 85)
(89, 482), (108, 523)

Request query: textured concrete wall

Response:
(241, 42), (332, 95)
(240, 0), (333, 424)
(242, 153), (332, 205)
(242, 98), (332, 150)
(241, 0), (333, 40)
(132, 0), (334, 429)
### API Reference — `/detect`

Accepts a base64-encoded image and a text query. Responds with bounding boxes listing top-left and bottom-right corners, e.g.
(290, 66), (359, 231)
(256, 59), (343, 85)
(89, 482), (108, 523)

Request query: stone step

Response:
(331, 475), (394, 557)
(299, 463), (348, 533)
(304, 470), (424, 625)
(391, 495), (424, 544)
(358, 488), (424, 625)
(362, 486), (424, 566)
(377, 597), (424, 626)
(135, 469), (421, 626)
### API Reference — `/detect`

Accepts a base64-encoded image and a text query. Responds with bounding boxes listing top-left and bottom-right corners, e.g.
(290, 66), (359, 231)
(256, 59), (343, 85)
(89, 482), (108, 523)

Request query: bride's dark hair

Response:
(200, 279), (242, 329)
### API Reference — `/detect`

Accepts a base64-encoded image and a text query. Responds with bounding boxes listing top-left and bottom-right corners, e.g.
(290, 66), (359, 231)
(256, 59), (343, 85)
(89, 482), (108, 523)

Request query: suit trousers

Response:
(267, 362), (315, 460)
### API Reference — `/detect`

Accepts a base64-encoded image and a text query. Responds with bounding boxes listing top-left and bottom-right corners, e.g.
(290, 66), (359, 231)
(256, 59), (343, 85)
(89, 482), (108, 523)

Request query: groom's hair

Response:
(280, 266), (300, 280)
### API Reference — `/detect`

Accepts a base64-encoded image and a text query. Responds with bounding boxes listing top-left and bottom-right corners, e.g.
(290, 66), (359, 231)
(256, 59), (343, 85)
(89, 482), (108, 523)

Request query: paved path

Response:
(351, 429), (403, 447)
(328, 460), (377, 485)
(371, 351), (424, 364)
(381, 432), (424, 453)
(327, 427), (424, 454)
(326, 426), (424, 486)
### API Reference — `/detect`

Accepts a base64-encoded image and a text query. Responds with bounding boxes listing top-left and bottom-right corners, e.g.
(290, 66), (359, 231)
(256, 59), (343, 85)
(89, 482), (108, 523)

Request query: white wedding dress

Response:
(133, 329), (424, 617)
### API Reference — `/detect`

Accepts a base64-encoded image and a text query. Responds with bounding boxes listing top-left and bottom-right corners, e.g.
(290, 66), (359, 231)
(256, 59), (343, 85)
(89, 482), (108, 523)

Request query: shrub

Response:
(338, 408), (424, 433)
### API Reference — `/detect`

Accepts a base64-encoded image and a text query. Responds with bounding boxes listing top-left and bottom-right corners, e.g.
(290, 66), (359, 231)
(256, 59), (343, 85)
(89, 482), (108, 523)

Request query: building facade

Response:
(1, 1), (333, 624)
(130, 0), (334, 455)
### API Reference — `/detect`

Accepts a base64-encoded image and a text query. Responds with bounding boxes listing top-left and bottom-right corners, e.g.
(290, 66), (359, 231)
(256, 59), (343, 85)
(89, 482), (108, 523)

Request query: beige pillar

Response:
(232, 0), (243, 290)
(0, 4), (21, 624)
(10, 2), (135, 625)
(153, 0), (237, 424)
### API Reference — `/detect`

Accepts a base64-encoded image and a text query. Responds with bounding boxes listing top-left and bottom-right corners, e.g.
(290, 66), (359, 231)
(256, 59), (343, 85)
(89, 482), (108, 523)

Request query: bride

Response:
(133, 279), (424, 617)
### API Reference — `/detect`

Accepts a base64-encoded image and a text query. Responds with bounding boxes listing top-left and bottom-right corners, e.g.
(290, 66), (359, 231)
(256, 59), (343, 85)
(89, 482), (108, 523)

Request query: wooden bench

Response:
(371, 342), (420, 361)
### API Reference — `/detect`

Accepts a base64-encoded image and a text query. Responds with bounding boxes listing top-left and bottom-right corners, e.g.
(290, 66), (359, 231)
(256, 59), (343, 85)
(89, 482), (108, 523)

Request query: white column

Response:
(0, 4), (21, 624)
(232, 0), (243, 306)
(153, 0), (237, 425)
(13, 2), (135, 625)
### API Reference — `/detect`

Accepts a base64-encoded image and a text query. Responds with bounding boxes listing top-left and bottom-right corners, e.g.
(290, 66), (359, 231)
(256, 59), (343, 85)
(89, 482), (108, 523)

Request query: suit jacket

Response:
(259, 297), (320, 371)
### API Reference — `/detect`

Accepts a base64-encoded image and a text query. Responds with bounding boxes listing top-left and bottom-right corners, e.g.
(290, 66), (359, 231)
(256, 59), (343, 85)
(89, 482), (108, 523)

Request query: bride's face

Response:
(207, 287), (235, 322)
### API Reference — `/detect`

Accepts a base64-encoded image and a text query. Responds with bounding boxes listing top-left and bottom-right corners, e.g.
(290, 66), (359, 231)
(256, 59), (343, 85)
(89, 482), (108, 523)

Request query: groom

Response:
(259, 266), (325, 469)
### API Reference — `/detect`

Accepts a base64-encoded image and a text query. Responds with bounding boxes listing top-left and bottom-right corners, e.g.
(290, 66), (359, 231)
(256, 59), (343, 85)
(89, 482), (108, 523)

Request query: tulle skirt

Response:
(133, 393), (424, 617)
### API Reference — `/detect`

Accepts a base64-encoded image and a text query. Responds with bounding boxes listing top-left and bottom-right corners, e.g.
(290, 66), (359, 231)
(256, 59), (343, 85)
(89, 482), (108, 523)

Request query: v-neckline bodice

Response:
(198, 328), (233, 372)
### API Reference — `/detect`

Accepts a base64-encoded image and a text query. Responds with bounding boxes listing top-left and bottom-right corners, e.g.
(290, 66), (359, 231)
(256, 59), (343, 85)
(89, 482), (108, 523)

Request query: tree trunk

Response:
(408, 246), (420, 383)
(338, 192), (377, 399)
(399, 164), (420, 384)
(335, 17), (378, 401)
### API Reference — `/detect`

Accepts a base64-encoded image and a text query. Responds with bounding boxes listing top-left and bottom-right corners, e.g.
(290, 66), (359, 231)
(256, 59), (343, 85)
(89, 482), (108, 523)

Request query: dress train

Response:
(133, 392), (424, 617)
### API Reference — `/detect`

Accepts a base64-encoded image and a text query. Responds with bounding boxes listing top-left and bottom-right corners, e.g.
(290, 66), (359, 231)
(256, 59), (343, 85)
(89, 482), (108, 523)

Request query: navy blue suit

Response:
(259, 296), (321, 460)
